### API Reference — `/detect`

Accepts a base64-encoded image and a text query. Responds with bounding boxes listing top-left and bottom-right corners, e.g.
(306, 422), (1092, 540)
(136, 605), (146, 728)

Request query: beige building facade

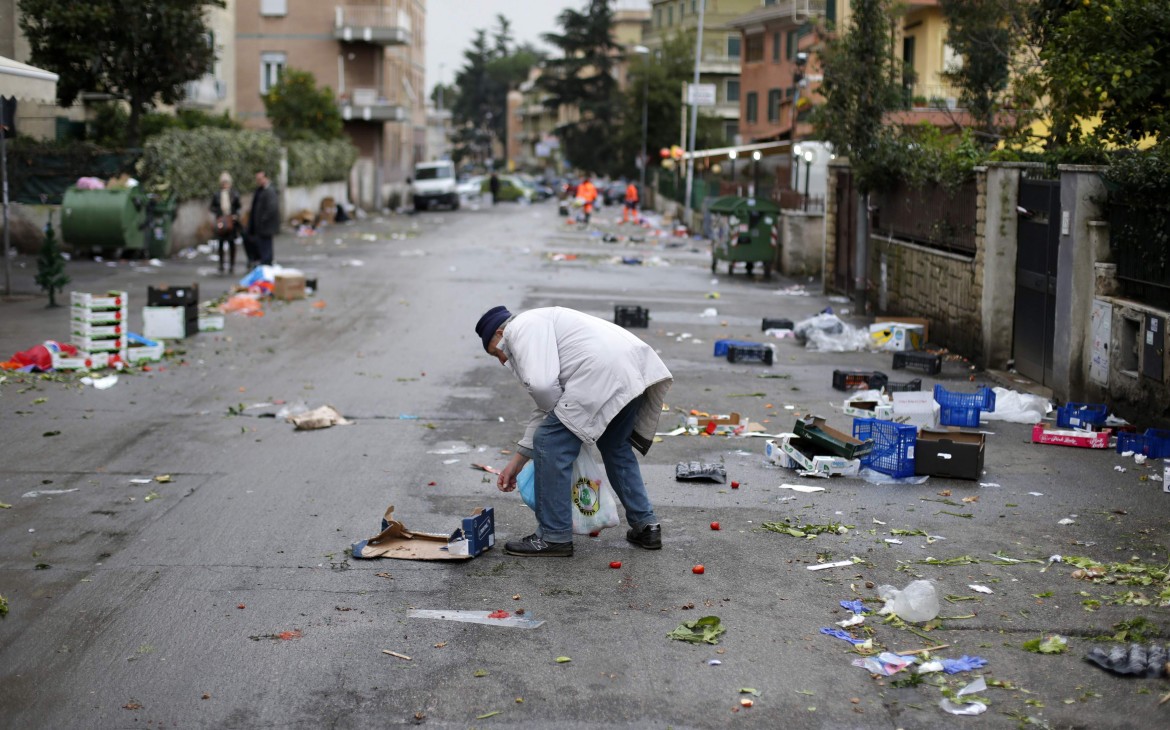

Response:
(235, 0), (426, 208)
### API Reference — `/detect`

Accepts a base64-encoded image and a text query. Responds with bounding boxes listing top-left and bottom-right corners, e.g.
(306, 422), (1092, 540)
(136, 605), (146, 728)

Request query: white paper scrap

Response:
(1028, 492), (1044, 496)
(129, 478), (153, 484)
(807, 559), (857, 571)
(408, 609), (544, 629)
(884, 539), (903, 545)
(836, 614), (866, 628)
(22, 488), (80, 498)
(779, 483), (826, 493)
(872, 518), (887, 525)
(1057, 518), (1075, 525)
(968, 584), (994, 594)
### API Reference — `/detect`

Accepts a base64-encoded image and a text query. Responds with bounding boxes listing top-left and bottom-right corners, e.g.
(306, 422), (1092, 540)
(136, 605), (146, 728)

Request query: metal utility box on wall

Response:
(1143, 313), (1165, 382)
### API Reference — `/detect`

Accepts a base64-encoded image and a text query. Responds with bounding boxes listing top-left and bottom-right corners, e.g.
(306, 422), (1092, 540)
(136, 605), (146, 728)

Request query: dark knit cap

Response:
(475, 306), (512, 352)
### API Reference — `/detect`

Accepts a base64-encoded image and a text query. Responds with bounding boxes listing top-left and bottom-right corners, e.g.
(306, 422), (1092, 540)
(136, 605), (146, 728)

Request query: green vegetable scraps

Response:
(938, 511), (973, 519)
(1023, 635), (1068, 654)
(1104, 617), (1161, 643)
(143, 491), (160, 502)
(919, 555), (980, 566)
(473, 669), (488, 677)
(476, 711), (501, 719)
(761, 519), (853, 539)
(739, 688), (761, 696)
(1065, 555), (1170, 607)
(555, 656), (572, 663)
(0, 593), (8, 617)
(668, 615), (726, 645)
(0, 502), (12, 509)
(890, 529), (928, 537)
(726, 392), (766, 397)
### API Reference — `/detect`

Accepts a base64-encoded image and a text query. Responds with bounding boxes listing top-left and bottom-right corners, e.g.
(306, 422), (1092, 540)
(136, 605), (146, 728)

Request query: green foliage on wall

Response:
(139, 129), (356, 200)
(287, 139), (358, 187)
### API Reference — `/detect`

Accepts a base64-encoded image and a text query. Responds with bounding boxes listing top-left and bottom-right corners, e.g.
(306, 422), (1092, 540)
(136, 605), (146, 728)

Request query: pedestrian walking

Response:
(622, 181), (639, 224)
(209, 171), (241, 274)
(247, 170), (280, 267)
(489, 173), (500, 205)
(475, 305), (672, 556)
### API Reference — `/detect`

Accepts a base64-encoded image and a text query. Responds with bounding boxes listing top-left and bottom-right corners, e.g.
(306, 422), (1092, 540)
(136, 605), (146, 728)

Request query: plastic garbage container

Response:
(60, 186), (146, 252)
(142, 194), (177, 259)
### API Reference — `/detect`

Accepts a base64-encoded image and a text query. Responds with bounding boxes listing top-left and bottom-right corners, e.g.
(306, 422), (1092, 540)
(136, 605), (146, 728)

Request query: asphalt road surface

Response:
(1, 199), (1168, 728)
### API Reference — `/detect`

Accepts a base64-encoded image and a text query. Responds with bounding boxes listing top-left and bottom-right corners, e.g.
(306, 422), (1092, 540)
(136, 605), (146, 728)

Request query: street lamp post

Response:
(728, 150), (737, 195)
(633, 46), (650, 195)
(751, 150), (762, 199)
(803, 149), (814, 205)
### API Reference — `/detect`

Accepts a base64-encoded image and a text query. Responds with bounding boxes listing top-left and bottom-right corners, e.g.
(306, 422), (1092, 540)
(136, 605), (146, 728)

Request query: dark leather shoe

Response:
(504, 533), (573, 557)
(626, 524), (662, 550)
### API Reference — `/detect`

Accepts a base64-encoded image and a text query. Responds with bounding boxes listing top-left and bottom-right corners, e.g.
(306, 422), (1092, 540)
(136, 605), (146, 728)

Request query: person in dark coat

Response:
(247, 170), (280, 267)
(489, 173), (500, 205)
(209, 171), (241, 274)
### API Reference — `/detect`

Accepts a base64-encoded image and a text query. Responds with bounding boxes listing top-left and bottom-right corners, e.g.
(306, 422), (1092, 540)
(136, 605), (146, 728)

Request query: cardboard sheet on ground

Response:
(351, 505), (494, 560)
(289, 405), (351, 430)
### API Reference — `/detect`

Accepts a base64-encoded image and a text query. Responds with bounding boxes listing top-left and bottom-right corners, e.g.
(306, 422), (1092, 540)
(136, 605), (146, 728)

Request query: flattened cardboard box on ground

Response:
(915, 429), (985, 480)
(351, 505), (494, 560)
(765, 436), (861, 477)
(1031, 424), (1112, 449)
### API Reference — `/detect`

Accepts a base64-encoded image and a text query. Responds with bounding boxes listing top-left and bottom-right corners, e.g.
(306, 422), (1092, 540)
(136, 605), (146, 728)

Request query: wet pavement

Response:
(0, 198), (1167, 728)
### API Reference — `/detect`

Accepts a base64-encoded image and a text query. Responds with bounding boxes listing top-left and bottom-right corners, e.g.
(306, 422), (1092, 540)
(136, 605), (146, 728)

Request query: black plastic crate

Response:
(614, 305), (649, 328)
(148, 283), (199, 307)
(892, 350), (942, 375)
(832, 370), (888, 391)
(727, 344), (773, 365)
(761, 318), (794, 332)
(884, 378), (922, 393)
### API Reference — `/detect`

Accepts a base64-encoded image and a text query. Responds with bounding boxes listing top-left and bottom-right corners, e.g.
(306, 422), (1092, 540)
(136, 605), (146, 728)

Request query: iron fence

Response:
(1110, 200), (1170, 308)
(871, 178), (978, 256)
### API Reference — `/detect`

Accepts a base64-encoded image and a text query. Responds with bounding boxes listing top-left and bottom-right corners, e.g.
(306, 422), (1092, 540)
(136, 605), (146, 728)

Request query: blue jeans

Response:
(532, 395), (659, 543)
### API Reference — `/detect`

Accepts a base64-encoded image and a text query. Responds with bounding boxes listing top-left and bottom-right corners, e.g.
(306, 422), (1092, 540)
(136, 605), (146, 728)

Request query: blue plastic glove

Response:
(820, 627), (867, 646)
(940, 655), (989, 674)
(840, 599), (871, 614)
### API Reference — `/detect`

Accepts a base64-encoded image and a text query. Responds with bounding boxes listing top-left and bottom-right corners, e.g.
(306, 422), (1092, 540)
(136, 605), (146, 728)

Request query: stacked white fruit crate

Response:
(56, 291), (129, 370)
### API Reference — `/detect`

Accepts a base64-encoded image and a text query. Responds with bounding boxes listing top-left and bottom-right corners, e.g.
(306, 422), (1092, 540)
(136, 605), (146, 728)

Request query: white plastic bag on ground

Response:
(982, 387), (1050, 424)
(806, 323), (872, 352)
(793, 312), (843, 341)
(877, 580), (940, 622)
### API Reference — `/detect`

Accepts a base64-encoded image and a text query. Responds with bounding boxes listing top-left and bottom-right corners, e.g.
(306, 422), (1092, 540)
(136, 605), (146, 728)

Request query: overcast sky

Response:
(424, 0), (582, 95)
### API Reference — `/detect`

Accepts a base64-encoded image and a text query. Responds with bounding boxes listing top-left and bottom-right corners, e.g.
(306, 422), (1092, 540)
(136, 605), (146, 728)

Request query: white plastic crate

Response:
(70, 321), (124, 338)
(51, 350), (110, 371)
(71, 291), (128, 309)
(71, 334), (127, 353)
(198, 315), (225, 332)
(71, 306), (126, 324)
(126, 342), (165, 363)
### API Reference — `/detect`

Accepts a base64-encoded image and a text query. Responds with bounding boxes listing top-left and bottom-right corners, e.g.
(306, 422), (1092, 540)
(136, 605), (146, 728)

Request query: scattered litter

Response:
(918, 661), (944, 674)
(22, 488), (79, 498)
(1114, 465), (1127, 473)
(471, 463), (500, 475)
(884, 539), (903, 545)
(968, 585), (994, 594)
(1084, 643), (1169, 678)
(1028, 491), (1045, 496)
(428, 443), (473, 455)
(408, 609), (544, 629)
(382, 650), (411, 661)
(983, 387), (1050, 423)
(1057, 517), (1076, 525)
(852, 652), (912, 676)
(878, 580), (940, 622)
(275, 402), (309, 420)
(675, 462), (727, 483)
(707, 659), (722, 666)
(820, 627), (868, 646)
(699, 308), (718, 318)
(939, 677), (988, 715)
(807, 559), (858, 571)
(442, 459), (460, 465)
(941, 656), (989, 673)
(667, 615), (725, 644)
(978, 482), (1001, 488)
(79, 375), (118, 389)
(288, 405), (351, 430)
(1023, 635), (1068, 654)
(837, 614), (865, 628)
(777, 483), (825, 493)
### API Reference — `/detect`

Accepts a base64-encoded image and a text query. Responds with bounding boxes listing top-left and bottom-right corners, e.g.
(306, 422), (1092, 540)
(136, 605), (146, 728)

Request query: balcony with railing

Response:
(339, 87), (407, 123)
(334, 4), (411, 46)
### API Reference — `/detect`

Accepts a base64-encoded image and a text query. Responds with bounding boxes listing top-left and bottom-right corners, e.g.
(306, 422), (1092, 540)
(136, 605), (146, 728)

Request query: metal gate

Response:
(1012, 176), (1061, 385)
(833, 168), (855, 293)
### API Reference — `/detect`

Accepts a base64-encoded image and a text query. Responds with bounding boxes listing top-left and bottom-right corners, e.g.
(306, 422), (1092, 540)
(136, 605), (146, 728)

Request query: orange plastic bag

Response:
(219, 293), (264, 317)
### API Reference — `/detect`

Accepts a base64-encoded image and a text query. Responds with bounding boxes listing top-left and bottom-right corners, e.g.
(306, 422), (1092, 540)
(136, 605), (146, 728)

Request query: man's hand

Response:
(497, 452), (530, 492)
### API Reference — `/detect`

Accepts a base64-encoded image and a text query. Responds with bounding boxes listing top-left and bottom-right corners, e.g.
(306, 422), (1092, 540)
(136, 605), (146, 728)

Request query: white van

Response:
(410, 161), (459, 211)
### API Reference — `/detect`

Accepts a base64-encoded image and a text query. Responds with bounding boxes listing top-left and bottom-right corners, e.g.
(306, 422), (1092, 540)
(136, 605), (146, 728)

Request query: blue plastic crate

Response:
(1118, 428), (1170, 458)
(852, 417), (917, 478)
(933, 385), (996, 427)
(1056, 402), (1108, 429)
(713, 339), (759, 357)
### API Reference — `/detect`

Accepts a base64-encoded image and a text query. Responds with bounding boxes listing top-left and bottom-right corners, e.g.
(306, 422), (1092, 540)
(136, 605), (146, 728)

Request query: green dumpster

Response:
(709, 196), (782, 278)
(60, 187), (146, 252)
(143, 195), (177, 259)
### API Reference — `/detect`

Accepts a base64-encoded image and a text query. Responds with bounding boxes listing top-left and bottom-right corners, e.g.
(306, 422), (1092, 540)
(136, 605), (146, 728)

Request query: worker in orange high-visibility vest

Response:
(622, 182), (639, 224)
(577, 176), (598, 224)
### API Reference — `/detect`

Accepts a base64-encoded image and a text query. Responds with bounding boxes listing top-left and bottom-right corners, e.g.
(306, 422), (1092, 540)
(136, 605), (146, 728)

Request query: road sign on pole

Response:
(686, 83), (717, 107)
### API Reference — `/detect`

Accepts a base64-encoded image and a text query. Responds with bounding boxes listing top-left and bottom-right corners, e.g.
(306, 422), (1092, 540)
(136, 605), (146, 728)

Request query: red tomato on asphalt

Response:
(710, 522), (720, 530)
(730, 481), (740, 489)
(692, 565), (705, 574)
(609, 561), (622, 569)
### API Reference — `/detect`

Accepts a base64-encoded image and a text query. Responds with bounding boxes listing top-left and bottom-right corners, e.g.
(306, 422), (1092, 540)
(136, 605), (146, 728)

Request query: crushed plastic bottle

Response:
(877, 580), (940, 622)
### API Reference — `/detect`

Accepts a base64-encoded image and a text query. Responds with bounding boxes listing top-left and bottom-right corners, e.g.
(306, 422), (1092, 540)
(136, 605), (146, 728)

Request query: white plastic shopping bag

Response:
(515, 444), (620, 535)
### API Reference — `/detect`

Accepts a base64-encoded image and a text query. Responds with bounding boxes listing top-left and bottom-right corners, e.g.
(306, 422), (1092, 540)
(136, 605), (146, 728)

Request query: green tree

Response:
(539, 0), (621, 175)
(262, 69), (343, 142)
(1034, 0), (1170, 148)
(939, 0), (1029, 149)
(615, 32), (725, 178)
(35, 213), (69, 308)
(18, 0), (224, 148)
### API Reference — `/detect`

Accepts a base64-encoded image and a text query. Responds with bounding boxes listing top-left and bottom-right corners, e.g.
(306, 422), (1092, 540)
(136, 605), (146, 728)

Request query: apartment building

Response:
(642, 0), (761, 145)
(180, 0), (236, 117)
(235, 0), (426, 208)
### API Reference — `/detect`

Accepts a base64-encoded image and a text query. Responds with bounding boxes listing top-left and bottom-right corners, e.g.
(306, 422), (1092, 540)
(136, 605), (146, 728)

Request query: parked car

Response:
(481, 175), (534, 203)
(410, 160), (459, 211)
(456, 175), (484, 202)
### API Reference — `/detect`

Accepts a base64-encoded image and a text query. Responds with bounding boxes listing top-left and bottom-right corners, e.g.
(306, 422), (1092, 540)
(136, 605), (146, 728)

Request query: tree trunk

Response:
(853, 190), (870, 313)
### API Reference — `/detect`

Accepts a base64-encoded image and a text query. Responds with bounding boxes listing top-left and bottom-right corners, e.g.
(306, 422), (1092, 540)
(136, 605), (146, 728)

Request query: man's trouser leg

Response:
(595, 396), (658, 531)
(532, 413), (581, 543)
